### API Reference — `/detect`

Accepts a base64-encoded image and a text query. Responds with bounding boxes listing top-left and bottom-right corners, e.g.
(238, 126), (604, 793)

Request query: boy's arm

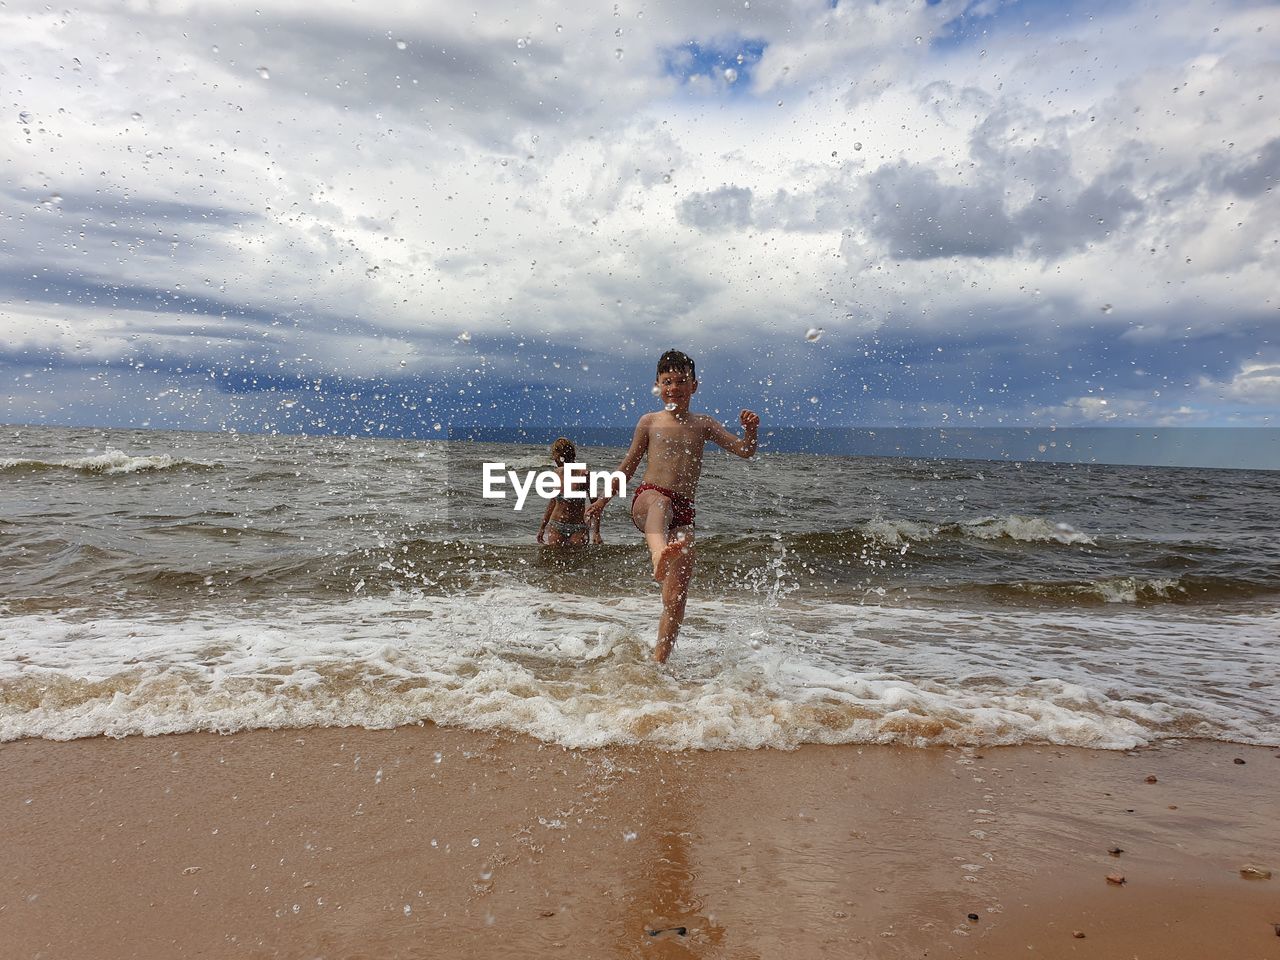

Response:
(536, 497), (555, 542)
(705, 410), (760, 459)
(585, 416), (649, 518)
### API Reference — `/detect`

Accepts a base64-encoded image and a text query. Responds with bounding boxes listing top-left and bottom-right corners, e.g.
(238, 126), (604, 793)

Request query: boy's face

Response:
(656, 368), (697, 408)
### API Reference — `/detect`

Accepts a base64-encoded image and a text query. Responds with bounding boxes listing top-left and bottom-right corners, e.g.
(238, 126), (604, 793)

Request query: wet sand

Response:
(2, 728), (1277, 959)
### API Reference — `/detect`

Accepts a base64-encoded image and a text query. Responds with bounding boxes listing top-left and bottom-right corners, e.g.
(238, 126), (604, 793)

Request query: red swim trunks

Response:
(632, 483), (695, 530)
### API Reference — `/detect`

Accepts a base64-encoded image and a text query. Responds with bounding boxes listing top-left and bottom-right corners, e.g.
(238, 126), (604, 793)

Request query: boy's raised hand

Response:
(740, 409), (760, 430)
(585, 497), (608, 520)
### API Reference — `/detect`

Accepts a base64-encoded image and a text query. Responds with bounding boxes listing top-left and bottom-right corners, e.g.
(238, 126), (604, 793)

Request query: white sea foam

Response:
(862, 518), (936, 545)
(1080, 577), (1183, 603)
(960, 515), (1096, 545)
(862, 515), (1095, 546)
(1, 586), (1275, 749)
(0, 448), (203, 474)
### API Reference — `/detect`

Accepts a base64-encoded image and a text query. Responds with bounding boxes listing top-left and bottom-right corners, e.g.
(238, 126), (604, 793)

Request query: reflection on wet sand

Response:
(625, 767), (730, 958)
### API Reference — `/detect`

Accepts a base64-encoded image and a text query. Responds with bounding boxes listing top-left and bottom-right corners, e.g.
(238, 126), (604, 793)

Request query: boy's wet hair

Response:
(550, 437), (576, 465)
(656, 349), (695, 381)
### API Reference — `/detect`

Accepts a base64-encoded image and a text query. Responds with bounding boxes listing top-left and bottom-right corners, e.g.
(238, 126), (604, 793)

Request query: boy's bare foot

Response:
(653, 540), (687, 583)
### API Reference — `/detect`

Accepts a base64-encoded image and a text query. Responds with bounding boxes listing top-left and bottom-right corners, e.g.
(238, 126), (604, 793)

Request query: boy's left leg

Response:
(655, 527), (695, 663)
(633, 489), (678, 578)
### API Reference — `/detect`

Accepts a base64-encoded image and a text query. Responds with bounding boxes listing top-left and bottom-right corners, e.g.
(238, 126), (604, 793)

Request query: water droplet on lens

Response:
(365, 266), (379, 278)
(664, 402), (677, 411)
(736, 53), (745, 64)
(256, 66), (270, 79)
(724, 67), (738, 83)
(915, 35), (923, 44)
(805, 327), (823, 342)
(457, 331), (472, 342)
(471, 837), (480, 847)
(1101, 303), (1114, 314)
(651, 385), (661, 396)
(615, 48), (624, 59)
(662, 173), (671, 183)
(516, 36), (529, 49)
(854, 142), (863, 150)
(395, 39), (407, 50)
(130, 111), (142, 121)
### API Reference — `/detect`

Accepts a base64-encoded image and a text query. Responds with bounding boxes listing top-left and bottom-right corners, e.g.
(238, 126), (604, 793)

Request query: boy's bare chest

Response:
(649, 421), (705, 456)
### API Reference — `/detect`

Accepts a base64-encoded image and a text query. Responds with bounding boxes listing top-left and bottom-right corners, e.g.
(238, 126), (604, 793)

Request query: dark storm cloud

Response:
(41, 190), (252, 227)
(1013, 173), (1143, 258)
(754, 180), (858, 232)
(676, 100), (1146, 261)
(197, 13), (581, 151)
(677, 186), (754, 230)
(861, 162), (1016, 259)
(859, 100), (1146, 261)
(0, 267), (281, 327)
(2, 187), (258, 254)
(1218, 137), (1280, 198)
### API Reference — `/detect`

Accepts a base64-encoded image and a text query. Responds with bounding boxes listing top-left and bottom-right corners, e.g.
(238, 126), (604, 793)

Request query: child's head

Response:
(656, 349), (696, 383)
(550, 437), (576, 467)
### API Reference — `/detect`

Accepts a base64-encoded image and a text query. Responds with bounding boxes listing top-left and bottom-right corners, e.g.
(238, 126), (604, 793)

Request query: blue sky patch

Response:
(933, 0), (1126, 52)
(662, 38), (768, 91)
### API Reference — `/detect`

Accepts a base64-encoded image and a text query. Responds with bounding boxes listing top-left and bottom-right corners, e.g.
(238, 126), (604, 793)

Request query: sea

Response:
(2, 424), (1277, 751)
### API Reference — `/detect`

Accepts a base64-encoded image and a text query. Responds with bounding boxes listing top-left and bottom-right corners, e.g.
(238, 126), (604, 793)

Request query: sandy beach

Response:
(3, 727), (1276, 959)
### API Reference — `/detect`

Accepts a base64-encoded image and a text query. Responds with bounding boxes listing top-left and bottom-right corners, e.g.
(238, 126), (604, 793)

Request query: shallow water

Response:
(2, 425), (1277, 748)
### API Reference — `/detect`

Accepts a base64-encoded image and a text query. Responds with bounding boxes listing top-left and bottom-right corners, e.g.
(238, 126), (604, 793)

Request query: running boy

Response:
(586, 350), (760, 663)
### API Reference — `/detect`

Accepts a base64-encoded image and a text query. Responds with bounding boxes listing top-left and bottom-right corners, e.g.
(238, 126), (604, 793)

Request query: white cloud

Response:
(1211, 361), (1280, 404)
(2, 0), (1278, 426)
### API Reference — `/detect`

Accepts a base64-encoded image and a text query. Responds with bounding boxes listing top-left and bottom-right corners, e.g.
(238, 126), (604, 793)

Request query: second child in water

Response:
(587, 350), (760, 663)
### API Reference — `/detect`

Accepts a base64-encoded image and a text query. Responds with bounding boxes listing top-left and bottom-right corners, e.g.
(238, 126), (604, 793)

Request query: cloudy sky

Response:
(3, 0), (1278, 438)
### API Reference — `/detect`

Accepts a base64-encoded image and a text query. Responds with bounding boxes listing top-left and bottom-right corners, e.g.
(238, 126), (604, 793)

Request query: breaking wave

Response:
(0, 449), (213, 475)
(1, 590), (1276, 750)
(862, 515), (1096, 546)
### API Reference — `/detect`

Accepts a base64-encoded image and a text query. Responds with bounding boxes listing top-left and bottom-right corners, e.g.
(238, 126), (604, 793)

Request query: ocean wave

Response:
(2, 592), (1275, 749)
(862, 515), (1096, 546)
(989, 575), (1278, 606)
(985, 577), (1187, 605)
(0, 448), (212, 475)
